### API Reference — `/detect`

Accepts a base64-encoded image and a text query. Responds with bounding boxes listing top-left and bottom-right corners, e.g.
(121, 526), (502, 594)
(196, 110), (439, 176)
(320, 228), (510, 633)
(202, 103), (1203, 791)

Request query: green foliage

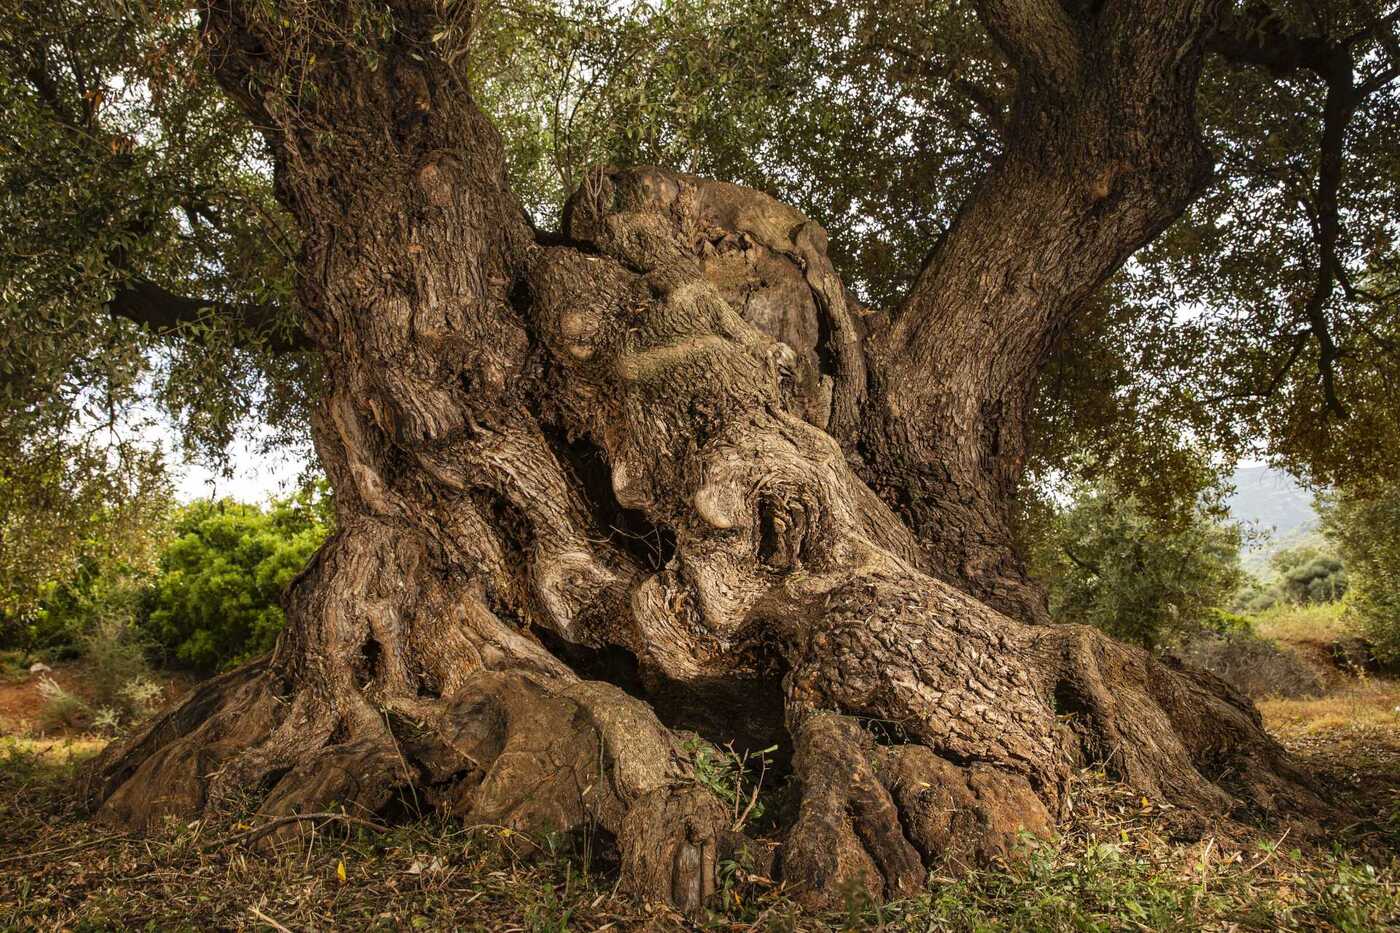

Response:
(0, 0), (314, 524)
(7, 0), (1397, 528)
(0, 445), (171, 639)
(477, 0), (1400, 512)
(140, 486), (332, 671)
(1026, 477), (1244, 650)
(80, 618), (161, 722)
(1321, 481), (1400, 663)
(1270, 544), (1348, 605)
(683, 739), (776, 833)
(1237, 541), (1350, 613)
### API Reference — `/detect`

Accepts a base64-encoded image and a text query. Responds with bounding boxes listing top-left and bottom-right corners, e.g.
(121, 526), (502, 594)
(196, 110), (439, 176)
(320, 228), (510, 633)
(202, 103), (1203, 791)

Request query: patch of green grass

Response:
(1, 748), (1396, 931)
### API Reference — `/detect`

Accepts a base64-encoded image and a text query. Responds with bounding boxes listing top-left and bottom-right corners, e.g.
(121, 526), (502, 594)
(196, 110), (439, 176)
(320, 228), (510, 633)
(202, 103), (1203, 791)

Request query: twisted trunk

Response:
(84, 0), (1331, 912)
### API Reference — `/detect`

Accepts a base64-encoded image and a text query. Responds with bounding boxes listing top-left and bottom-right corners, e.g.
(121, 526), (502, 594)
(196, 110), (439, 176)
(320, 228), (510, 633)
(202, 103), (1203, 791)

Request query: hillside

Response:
(1228, 465), (1320, 567)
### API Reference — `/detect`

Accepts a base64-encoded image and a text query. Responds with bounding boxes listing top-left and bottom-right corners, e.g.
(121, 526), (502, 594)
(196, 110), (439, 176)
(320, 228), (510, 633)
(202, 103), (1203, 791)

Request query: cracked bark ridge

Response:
(80, 1), (1335, 907)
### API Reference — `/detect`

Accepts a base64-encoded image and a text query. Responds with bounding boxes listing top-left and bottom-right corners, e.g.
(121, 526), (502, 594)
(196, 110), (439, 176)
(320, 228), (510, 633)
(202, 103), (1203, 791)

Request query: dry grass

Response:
(1253, 603), (1354, 645)
(1260, 678), (1400, 736)
(0, 741), (1396, 931)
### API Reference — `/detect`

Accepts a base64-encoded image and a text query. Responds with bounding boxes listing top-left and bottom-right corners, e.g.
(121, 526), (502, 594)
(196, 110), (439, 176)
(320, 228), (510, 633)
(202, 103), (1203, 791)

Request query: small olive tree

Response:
(1321, 483), (1400, 663)
(1027, 481), (1245, 650)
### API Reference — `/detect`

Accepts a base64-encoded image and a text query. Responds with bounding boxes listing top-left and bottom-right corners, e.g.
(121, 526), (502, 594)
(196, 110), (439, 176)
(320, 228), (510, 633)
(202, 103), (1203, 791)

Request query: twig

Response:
(248, 904), (295, 932)
(0, 834), (129, 867)
(734, 753), (769, 832)
(204, 812), (390, 852)
(1245, 827), (1291, 874)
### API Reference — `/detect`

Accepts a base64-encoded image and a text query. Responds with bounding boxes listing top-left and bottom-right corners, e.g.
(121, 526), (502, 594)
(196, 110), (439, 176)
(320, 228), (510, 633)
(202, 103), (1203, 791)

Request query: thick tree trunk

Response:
(84, 0), (1332, 912)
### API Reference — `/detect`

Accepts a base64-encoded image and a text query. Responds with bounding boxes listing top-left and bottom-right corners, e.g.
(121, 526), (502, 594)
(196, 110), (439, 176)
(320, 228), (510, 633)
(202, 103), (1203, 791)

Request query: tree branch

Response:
(106, 280), (310, 353)
(973, 0), (1081, 88)
(1209, 5), (1337, 76)
(1207, 2), (1400, 421)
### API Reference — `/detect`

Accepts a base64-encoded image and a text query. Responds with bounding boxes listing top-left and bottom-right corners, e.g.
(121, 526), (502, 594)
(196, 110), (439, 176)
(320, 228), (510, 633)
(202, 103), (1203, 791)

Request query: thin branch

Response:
(0, 833), (130, 866)
(203, 812), (389, 852)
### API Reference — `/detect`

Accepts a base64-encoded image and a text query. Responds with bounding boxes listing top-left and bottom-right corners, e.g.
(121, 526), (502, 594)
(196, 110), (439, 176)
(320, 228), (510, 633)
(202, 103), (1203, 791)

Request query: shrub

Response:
(1026, 479), (1244, 650)
(1271, 545), (1348, 604)
(81, 616), (155, 714)
(1320, 482), (1400, 663)
(36, 676), (90, 732)
(1170, 632), (1323, 699)
(139, 485), (332, 672)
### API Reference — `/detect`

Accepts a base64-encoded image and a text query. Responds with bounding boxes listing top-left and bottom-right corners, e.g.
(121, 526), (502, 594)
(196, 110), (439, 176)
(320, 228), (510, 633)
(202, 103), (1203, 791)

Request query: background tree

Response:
(1025, 478), (1244, 650)
(1, 0), (1395, 912)
(1271, 543), (1349, 605)
(1321, 481), (1400, 662)
(140, 485), (332, 671)
(0, 438), (170, 657)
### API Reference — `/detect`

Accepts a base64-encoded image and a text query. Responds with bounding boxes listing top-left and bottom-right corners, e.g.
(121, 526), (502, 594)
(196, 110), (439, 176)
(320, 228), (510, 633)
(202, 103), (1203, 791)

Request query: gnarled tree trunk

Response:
(85, 0), (1329, 911)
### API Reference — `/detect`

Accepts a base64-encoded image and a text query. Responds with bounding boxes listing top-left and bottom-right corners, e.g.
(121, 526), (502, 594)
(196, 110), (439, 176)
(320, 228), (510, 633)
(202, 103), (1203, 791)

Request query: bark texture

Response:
(84, 0), (1332, 913)
(861, 0), (1226, 623)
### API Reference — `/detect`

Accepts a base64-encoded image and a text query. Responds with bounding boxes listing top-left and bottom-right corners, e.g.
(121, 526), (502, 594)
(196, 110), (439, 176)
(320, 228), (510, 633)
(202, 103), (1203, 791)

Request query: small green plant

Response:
(118, 675), (164, 718)
(685, 739), (778, 833)
(36, 675), (90, 732)
(92, 706), (122, 735)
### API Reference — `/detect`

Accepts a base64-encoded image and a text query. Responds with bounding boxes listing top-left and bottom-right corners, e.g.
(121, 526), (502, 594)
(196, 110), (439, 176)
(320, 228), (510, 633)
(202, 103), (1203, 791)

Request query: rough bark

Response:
(83, 0), (1333, 913)
(859, 0), (1226, 623)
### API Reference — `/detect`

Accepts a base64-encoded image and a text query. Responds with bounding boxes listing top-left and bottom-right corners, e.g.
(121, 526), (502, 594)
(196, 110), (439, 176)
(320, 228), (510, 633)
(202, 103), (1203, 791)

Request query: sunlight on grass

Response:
(1260, 678), (1400, 736)
(1252, 602), (1353, 644)
(0, 735), (107, 765)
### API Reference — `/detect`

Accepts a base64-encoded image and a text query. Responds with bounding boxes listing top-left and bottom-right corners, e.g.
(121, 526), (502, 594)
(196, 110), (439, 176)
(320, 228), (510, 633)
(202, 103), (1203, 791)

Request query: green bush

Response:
(1026, 479), (1244, 650)
(139, 486), (332, 672)
(3, 550), (159, 662)
(1321, 483), (1400, 663)
(1271, 544), (1348, 604)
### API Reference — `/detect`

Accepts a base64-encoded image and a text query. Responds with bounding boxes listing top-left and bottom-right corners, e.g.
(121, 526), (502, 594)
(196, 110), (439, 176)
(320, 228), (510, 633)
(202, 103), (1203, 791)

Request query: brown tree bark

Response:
(858, 0), (1222, 624)
(84, 0), (1331, 912)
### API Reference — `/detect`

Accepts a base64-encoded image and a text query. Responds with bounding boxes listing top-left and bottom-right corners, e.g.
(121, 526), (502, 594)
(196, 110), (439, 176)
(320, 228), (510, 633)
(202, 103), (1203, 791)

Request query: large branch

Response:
(854, 0), (1226, 621)
(974, 0), (1081, 89)
(106, 280), (311, 353)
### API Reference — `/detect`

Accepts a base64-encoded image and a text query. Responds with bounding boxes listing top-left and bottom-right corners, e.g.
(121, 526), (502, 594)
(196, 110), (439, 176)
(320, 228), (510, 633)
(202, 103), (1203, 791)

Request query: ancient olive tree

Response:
(35, 0), (1392, 910)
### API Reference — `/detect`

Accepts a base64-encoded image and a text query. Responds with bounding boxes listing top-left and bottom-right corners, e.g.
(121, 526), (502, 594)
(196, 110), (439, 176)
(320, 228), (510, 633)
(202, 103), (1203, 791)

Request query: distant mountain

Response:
(1227, 466), (1319, 565)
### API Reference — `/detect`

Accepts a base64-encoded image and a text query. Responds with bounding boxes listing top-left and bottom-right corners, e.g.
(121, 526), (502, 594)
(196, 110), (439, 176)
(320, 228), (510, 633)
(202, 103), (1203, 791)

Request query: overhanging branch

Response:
(107, 280), (311, 353)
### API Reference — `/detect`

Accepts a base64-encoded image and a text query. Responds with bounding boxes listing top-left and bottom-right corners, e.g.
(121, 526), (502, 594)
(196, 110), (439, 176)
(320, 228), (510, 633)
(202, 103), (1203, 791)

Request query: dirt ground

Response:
(0, 657), (194, 737)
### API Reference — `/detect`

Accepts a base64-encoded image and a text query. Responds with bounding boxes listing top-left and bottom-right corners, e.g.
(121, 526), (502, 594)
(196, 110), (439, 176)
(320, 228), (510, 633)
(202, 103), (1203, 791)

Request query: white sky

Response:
(166, 425), (309, 503)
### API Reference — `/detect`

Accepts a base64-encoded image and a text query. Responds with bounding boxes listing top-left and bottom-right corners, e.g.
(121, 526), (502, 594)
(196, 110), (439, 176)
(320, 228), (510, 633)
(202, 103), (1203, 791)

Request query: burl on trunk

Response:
(84, 0), (1329, 912)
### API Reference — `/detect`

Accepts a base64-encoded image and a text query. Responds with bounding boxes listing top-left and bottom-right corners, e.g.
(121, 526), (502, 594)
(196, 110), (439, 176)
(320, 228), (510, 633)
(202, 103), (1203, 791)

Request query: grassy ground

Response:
(1, 615), (1397, 931)
(1252, 603), (1354, 645)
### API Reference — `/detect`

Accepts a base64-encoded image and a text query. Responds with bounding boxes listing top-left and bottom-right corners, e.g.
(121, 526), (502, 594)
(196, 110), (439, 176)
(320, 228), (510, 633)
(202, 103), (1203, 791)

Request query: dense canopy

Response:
(4, 0), (1399, 511)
